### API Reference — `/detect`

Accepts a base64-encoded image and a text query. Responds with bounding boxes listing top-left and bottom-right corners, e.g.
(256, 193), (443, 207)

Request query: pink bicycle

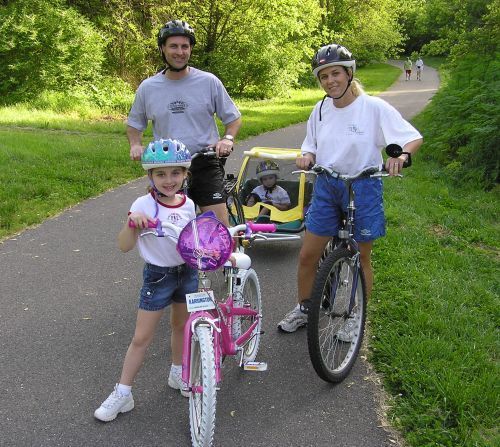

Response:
(136, 213), (276, 447)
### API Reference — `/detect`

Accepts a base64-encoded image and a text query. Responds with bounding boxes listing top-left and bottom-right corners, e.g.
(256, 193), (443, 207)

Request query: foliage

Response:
(397, 0), (494, 56)
(0, 0), (106, 103)
(160, 0), (322, 98)
(319, 0), (404, 64)
(413, 1), (499, 189)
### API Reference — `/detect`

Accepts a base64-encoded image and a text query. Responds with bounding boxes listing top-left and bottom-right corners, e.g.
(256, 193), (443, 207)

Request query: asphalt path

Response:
(0, 61), (438, 447)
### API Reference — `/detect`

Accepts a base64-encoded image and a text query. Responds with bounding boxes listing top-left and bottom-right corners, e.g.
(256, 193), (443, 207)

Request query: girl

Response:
(94, 139), (197, 422)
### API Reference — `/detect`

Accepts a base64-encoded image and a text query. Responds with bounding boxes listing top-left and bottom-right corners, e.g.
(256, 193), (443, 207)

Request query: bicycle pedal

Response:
(243, 361), (268, 371)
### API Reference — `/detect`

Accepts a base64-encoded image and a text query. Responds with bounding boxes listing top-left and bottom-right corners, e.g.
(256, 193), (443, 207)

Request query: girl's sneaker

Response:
(94, 385), (134, 422)
(168, 368), (189, 397)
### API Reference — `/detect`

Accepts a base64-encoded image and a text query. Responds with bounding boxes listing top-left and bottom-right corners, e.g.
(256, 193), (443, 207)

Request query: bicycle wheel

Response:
(307, 247), (367, 383)
(189, 325), (217, 447)
(233, 268), (262, 363)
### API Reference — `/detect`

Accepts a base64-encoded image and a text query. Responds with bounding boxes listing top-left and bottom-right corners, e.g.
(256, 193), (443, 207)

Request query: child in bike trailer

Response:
(94, 139), (197, 422)
(250, 160), (291, 217)
(277, 43), (422, 334)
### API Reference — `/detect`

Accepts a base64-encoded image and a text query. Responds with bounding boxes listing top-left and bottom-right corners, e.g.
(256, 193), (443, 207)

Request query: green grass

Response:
(370, 156), (499, 446)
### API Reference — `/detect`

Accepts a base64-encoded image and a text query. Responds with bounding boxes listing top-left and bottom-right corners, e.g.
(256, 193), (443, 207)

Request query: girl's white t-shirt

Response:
(129, 193), (196, 267)
(301, 94), (422, 176)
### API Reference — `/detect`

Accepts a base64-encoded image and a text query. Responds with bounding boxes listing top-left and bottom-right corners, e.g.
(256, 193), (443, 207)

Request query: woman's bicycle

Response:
(301, 144), (410, 383)
(133, 213), (276, 446)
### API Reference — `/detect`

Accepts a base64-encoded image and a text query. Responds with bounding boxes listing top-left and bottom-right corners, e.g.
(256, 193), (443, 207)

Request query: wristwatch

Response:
(222, 134), (234, 142)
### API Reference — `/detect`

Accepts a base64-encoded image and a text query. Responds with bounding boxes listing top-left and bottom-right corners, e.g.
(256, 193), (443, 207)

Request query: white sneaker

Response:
(277, 306), (308, 333)
(336, 316), (356, 342)
(168, 368), (189, 398)
(94, 385), (134, 422)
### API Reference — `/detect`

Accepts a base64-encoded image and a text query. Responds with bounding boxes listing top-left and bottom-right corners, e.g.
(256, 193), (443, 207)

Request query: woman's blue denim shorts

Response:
(138, 263), (198, 311)
(305, 174), (386, 242)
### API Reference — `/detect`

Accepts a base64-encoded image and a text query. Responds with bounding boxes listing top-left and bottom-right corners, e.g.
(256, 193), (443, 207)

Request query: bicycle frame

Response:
(330, 175), (362, 317)
(181, 275), (261, 385)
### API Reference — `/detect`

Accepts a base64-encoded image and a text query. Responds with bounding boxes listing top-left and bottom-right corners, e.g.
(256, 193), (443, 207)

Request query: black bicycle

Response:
(306, 144), (410, 383)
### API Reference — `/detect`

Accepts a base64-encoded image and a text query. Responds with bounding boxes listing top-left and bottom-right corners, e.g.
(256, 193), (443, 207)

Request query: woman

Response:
(278, 44), (423, 333)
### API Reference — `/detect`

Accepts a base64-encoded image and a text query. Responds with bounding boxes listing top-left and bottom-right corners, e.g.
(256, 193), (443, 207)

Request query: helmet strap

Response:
(163, 63), (189, 73)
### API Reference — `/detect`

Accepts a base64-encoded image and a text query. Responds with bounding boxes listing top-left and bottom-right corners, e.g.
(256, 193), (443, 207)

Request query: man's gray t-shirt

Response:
(127, 67), (241, 154)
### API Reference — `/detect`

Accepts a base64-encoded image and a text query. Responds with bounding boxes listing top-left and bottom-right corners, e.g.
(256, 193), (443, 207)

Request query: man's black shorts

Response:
(188, 155), (226, 206)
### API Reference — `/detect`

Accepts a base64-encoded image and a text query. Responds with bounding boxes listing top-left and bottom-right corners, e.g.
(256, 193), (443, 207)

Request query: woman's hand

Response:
(385, 155), (408, 176)
(296, 153), (315, 170)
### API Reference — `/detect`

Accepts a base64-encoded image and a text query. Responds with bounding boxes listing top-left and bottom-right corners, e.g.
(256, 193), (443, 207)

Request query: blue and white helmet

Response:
(141, 139), (191, 170)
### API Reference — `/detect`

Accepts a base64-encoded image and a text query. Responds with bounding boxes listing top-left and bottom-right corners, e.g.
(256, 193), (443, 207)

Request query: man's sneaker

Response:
(168, 368), (189, 397)
(277, 306), (308, 333)
(336, 316), (356, 342)
(94, 385), (134, 422)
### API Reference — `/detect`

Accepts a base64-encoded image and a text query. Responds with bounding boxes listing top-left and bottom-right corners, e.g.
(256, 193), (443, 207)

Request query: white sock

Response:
(170, 364), (182, 374)
(117, 383), (132, 396)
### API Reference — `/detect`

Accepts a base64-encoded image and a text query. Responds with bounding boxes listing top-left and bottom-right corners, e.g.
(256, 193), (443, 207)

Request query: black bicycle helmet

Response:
(157, 20), (196, 49)
(312, 44), (356, 77)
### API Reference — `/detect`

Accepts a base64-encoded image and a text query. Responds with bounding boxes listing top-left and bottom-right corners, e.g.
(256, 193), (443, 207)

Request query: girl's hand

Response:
(127, 212), (152, 229)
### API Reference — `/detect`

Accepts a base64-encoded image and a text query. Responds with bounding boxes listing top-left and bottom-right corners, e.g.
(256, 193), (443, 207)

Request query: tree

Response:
(318, 0), (404, 64)
(0, 0), (106, 103)
(158, 0), (323, 97)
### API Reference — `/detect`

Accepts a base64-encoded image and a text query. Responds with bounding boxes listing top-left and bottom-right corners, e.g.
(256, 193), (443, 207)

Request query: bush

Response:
(0, 0), (106, 104)
(414, 4), (499, 190)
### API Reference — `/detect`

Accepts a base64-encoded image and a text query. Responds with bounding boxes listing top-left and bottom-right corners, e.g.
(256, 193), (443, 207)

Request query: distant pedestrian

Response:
(415, 57), (424, 81)
(404, 57), (412, 81)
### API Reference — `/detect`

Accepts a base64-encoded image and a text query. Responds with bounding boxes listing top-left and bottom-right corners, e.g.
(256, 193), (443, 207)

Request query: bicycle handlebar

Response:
(129, 218), (277, 238)
(190, 146), (230, 161)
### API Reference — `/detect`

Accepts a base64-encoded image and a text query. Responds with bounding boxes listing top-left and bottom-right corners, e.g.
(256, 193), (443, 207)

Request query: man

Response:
(127, 20), (242, 224)
(415, 57), (424, 81)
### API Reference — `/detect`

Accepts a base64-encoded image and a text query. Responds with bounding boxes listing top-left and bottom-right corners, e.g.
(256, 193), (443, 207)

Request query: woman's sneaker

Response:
(168, 368), (189, 397)
(277, 306), (308, 333)
(94, 385), (134, 422)
(336, 316), (356, 342)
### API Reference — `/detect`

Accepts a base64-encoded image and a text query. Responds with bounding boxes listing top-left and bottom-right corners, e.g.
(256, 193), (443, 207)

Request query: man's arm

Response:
(223, 117), (242, 140)
(216, 117), (242, 157)
(127, 125), (144, 161)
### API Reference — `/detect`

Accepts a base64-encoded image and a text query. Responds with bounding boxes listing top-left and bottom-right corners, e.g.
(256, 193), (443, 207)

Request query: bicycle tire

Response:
(232, 268), (262, 363)
(189, 325), (217, 447)
(307, 247), (367, 383)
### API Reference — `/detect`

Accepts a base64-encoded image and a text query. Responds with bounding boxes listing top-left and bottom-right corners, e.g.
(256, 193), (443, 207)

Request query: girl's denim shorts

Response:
(305, 174), (386, 242)
(138, 263), (198, 311)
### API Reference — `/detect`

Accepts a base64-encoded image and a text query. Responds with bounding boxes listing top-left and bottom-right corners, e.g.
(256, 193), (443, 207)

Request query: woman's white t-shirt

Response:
(129, 193), (196, 267)
(301, 94), (422, 176)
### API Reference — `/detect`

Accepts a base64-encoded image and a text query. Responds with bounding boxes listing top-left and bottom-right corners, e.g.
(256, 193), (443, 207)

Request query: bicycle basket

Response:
(177, 212), (233, 271)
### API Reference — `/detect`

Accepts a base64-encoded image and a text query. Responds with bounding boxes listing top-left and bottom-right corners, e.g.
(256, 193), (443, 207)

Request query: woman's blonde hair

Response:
(350, 77), (365, 96)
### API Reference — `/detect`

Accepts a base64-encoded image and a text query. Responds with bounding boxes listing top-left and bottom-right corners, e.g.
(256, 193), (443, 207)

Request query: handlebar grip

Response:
(128, 218), (159, 229)
(247, 222), (277, 233)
